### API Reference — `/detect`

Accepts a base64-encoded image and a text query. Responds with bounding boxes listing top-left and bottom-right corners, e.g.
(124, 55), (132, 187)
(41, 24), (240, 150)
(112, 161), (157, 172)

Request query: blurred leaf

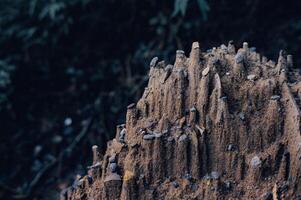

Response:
(29, 0), (38, 16)
(172, 0), (209, 19)
(196, 0), (210, 20)
(172, 0), (189, 17)
(39, 2), (65, 20)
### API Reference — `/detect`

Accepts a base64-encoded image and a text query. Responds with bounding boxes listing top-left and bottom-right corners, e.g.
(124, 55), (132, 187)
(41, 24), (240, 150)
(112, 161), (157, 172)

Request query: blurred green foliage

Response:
(172, 0), (210, 20)
(0, 60), (15, 105)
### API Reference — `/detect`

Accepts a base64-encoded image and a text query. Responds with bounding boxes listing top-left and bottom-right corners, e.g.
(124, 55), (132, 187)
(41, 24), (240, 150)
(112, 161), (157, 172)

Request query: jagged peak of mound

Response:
(64, 41), (301, 200)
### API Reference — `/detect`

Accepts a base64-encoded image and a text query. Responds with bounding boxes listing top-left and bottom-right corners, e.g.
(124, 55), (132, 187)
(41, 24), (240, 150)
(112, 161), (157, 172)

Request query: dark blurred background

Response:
(0, 0), (300, 199)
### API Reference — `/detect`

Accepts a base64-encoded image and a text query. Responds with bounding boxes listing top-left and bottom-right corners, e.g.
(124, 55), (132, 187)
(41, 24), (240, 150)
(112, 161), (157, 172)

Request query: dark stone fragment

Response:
(143, 134), (155, 140)
(227, 144), (237, 151)
(263, 192), (273, 200)
(239, 112), (245, 121)
(184, 173), (192, 181)
(235, 52), (244, 64)
(110, 163), (117, 172)
(172, 181), (179, 188)
(87, 176), (93, 185)
(211, 171), (220, 180)
(127, 103), (136, 109)
(150, 57), (158, 67)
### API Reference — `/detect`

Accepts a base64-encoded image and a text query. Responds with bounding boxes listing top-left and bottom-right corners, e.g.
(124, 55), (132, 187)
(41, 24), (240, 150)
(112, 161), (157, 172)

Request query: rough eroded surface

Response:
(64, 42), (301, 200)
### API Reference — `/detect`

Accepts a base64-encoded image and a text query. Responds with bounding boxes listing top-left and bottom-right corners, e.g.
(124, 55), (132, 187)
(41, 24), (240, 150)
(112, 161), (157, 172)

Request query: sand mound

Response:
(63, 42), (301, 200)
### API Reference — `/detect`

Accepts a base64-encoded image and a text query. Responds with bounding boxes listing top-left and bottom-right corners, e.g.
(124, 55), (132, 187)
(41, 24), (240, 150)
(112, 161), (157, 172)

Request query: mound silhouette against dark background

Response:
(67, 42), (301, 199)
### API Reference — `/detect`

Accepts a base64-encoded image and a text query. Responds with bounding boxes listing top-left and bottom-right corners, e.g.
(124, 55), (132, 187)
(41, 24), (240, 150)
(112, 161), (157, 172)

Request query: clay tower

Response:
(63, 42), (301, 200)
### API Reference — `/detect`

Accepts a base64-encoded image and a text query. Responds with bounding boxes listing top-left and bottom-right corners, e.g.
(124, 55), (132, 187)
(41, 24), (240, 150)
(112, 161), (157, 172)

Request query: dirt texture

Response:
(64, 42), (301, 200)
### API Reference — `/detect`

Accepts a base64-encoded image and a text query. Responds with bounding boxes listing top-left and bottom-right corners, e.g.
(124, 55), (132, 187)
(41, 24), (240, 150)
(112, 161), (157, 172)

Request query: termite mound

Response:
(63, 41), (301, 200)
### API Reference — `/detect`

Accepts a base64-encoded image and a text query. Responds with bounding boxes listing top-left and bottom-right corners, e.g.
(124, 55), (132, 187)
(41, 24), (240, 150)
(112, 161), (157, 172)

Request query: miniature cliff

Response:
(63, 42), (301, 200)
